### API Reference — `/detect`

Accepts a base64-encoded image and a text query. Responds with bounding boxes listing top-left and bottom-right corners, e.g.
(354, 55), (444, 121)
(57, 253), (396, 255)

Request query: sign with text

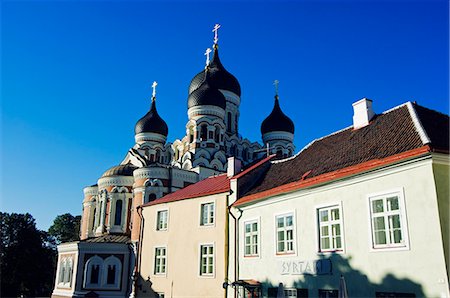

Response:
(279, 259), (332, 275)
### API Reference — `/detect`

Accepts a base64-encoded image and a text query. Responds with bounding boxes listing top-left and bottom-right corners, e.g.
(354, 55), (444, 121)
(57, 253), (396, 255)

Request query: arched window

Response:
(227, 112), (232, 132)
(155, 150), (161, 163)
(230, 145), (236, 155)
(200, 124), (207, 140)
(276, 148), (283, 157)
(103, 256), (122, 288)
(214, 126), (220, 143)
(91, 207), (96, 231)
(148, 193), (157, 202)
(189, 126), (194, 143)
(84, 256), (103, 288)
(242, 148), (248, 160)
(114, 200), (123, 226)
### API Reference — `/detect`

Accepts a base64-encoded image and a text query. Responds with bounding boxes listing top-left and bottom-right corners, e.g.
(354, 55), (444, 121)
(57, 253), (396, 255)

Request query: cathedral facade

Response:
(51, 26), (295, 298)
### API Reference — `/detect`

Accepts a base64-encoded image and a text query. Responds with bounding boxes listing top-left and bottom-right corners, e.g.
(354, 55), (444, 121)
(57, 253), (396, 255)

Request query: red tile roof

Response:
(234, 102), (449, 206)
(142, 174), (230, 207)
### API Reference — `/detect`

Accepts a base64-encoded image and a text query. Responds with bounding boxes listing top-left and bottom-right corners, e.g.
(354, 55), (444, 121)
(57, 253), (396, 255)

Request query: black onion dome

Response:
(135, 100), (169, 136)
(187, 69), (227, 110)
(188, 45), (241, 96)
(261, 96), (295, 134)
(101, 164), (138, 178)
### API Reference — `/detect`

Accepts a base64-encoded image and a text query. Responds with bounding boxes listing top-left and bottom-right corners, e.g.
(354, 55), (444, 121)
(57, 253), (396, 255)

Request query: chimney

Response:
(227, 157), (242, 177)
(352, 98), (375, 129)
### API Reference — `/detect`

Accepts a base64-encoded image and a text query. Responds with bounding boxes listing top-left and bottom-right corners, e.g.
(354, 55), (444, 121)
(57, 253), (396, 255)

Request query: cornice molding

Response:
(98, 176), (135, 189)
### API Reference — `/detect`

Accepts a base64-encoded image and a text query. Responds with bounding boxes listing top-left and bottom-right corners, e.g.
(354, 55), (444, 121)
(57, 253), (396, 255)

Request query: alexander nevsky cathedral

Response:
(52, 24), (295, 298)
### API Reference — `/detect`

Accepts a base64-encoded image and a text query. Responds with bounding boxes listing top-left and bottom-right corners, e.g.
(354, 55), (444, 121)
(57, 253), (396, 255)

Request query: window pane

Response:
(393, 229), (402, 243)
(245, 224), (251, 233)
(375, 231), (387, 245)
(277, 217), (284, 228)
(286, 216), (293, 226)
(320, 210), (328, 222)
(332, 224), (340, 236)
(373, 217), (385, 230)
(278, 241), (285, 252)
(390, 215), (401, 229)
(335, 236), (342, 249)
(331, 208), (340, 220)
(252, 222), (258, 231)
(387, 196), (399, 211)
(321, 237), (330, 249)
(372, 199), (384, 213)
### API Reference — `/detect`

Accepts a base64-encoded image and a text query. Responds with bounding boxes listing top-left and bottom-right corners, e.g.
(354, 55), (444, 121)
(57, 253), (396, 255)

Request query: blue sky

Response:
(2, 0), (448, 230)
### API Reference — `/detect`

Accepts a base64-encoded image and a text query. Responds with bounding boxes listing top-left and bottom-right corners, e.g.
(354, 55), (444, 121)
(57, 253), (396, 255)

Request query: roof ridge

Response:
(405, 101), (431, 145)
(272, 125), (353, 165)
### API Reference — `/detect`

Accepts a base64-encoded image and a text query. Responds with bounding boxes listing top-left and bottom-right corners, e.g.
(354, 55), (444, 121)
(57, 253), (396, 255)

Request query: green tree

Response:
(0, 212), (56, 297)
(48, 213), (81, 244)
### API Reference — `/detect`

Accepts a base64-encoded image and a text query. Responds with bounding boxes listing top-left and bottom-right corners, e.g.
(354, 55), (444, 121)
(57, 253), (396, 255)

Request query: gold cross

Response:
(212, 23), (221, 44)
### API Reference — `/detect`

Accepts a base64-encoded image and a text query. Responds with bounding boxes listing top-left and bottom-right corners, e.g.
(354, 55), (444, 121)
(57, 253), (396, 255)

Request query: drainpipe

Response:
(228, 205), (242, 298)
(224, 192), (231, 298)
(135, 205), (145, 297)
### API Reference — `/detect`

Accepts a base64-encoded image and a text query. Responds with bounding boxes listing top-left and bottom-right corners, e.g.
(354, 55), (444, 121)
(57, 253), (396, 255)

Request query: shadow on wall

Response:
(136, 275), (161, 298)
(260, 253), (425, 297)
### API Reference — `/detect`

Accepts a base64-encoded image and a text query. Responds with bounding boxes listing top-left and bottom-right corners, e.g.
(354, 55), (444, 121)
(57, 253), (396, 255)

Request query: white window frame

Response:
(274, 211), (296, 256)
(316, 203), (344, 253)
(156, 209), (169, 231)
(199, 243), (215, 277)
(284, 288), (298, 298)
(367, 188), (410, 251)
(199, 202), (215, 226)
(154, 246), (167, 276)
(243, 218), (260, 257)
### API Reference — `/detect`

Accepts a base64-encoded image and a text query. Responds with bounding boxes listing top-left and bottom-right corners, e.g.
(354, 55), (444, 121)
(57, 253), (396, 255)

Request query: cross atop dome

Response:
(273, 80), (279, 97)
(204, 48), (212, 67)
(151, 81), (158, 100)
(212, 23), (221, 45)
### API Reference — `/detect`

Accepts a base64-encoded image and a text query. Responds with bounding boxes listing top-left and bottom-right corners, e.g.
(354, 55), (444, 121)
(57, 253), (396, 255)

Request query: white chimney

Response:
(227, 157), (242, 177)
(352, 98), (375, 129)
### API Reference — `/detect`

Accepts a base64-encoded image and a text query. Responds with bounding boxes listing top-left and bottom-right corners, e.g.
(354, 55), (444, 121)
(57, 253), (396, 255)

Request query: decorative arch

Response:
(182, 159), (192, 170)
(102, 256), (122, 288)
(209, 159), (224, 171)
(84, 255), (103, 288)
(181, 152), (193, 163)
(193, 157), (210, 168)
(195, 148), (211, 160)
(213, 151), (227, 164)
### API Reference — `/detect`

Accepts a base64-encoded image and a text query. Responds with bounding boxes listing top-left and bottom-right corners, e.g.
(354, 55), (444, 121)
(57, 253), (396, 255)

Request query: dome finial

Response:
(151, 81), (158, 101)
(273, 79), (279, 98)
(204, 47), (212, 68)
(212, 23), (221, 45)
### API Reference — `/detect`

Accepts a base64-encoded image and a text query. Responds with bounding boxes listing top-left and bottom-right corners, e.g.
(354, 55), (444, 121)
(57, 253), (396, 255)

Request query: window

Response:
(244, 220), (259, 256)
(58, 258), (73, 287)
(214, 126), (220, 143)
(375, 292), (415, 297)
(369, 191), (407, 248)
(114, 200), (123, 226)
(157, 210), (168, 231)
(102, 256), (121, 289)
(200, 124), (207, 140)
(157, 293), (166, 298)
(267, 288), (308, 298)
(318, 205), (343, 252)
(84, 256), (103, 288)
(227, 112), (232, 132)
(318, 289), (338, 298)
(200, 244), (214, 276)
(276, 213), (295, 254)
(200, 202), (215, 226)
(154, 247), (167, 275)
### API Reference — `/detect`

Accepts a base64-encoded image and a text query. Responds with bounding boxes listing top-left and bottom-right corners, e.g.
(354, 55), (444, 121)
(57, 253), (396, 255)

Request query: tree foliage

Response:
(0, 212), (56, 297)
(48, 213), (81, 244)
